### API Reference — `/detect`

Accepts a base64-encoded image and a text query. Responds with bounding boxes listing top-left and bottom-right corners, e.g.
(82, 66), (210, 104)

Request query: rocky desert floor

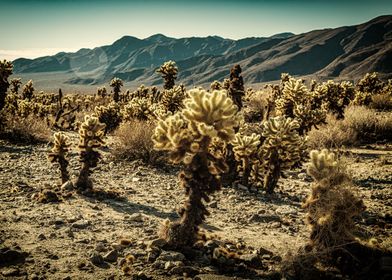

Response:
(0, 135), (391, 280)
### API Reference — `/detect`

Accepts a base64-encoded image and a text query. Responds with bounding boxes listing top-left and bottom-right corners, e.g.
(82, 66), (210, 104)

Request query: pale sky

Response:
(0, 0), (391, 60)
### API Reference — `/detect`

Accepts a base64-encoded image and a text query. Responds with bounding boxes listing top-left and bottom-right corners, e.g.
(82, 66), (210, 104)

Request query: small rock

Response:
(132, 177), (141, 182)
(156, 251), (185, 262)
(237, 184), (248, 191)
(72, 220), (90, 229)
(103, 250), (118, 263)
(89, 252), (104, 266)
(127, 213), (144, 223)
(270, 221), (281, 228)
(149, 238), (167, 248)
(262, 254), (271, 260)
(170, 265), (199, 276)
(61, 181), (74, 192)
(95, 242), (106, 252)
(239, 253), (261, 266)
(37, 233), (46, 240)
(1, 268), (19, 277)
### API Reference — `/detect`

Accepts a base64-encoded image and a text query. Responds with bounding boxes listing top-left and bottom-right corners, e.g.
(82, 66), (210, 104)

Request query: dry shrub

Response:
(112, 120), (165, 165)
(370, 93), (392, 110)
(0, 114), (51, 144)
(243, 90), (274, 122)
(307, 106), (392, 149)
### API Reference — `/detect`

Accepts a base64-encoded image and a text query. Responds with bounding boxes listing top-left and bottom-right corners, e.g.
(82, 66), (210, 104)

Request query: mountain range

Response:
(12, 15), (392, 90)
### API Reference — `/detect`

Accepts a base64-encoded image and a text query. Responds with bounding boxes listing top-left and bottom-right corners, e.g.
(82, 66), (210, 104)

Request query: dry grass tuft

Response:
(370, 93), (392, 111)
(307, 106), (392, 149)
(0, 114), (51, 144)
(112, 120), (165, 165)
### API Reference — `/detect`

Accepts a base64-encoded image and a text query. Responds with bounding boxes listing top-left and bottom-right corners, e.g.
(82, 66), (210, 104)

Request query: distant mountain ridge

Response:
(12, 15), (392, 87)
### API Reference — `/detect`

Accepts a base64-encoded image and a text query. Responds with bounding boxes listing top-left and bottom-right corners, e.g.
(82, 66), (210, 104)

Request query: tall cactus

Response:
(156, 60), (178, 90)
(0, 60), (13, 111)
(228, 64), (245, 110)
(75, 115), (106, 191)
(10, 78), (22, 94)
(110, 77), (123, 103)
(48, 132), (72, 184)
(152, 89), (239, 248)
(22, 80), (35, 101)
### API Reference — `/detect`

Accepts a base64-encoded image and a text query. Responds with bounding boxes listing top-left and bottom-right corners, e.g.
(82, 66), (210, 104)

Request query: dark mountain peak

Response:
(271, 32), (295, 39)
(145, 33), (173, 43)
(113, 35), (142, 46)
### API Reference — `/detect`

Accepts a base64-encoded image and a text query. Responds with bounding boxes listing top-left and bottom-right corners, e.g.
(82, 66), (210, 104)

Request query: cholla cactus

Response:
(0, 60), (13, 111)
(22, 80), (35, 101)
(313, 80), (355, 118)
(48, 132), (72, 184)
(160, 85), (186, 114)
(110, 77), (123, 103)
(95, 102), (122, 134)
(152, 89), (239, 248)
(210, 80), (222, 91)
(303, 149), (365, 249)
(228, 65), (245, 110)
(157, 60), (178, 90)
(96, 86), (107, 98)
(231, 133), (261, 186)
(356, 72), (383, 94)
(10, 78), (22, 94)
(75, 115), (106, 191)
(251, 116), (306, 193)
(276, 78), (326, 134)
(122, 97), (155, 121)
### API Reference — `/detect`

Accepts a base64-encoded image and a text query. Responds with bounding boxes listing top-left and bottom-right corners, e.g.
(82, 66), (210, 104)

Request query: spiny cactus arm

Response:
(307, 149), (338, 181)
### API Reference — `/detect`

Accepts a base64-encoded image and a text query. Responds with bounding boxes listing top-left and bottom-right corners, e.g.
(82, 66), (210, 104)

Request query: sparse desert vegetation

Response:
(1, 54), (391, 280)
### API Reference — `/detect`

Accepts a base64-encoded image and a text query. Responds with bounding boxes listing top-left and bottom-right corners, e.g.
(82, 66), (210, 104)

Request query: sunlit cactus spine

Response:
(10, 78), (22, 94)
(22, 80), (35, 101)
(228, 64), (245, 110)
(110, 77), (123, 103)
(75, 115), (106, 191)
(0, 59), (13, 111)
(251, 116), (306, 193)
(48, 132), (72, 184)
(152, 89), (239, 248)
(303, 149), (365, 250)
(156, 60), (178, 90)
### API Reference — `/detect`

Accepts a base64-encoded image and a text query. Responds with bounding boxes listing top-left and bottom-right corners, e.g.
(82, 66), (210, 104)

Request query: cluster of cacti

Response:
(48, 132), (72, 184)
(96, 86), (107, 98)
(275, 77), (326, 134)
(121, 96), (156, 121)
(75, 115), (106, 191)
(303, 149), (365, 249)
(232, 116), (306, 193)
(210, 80), (223, 91)
(10, 78), (22, 94)
(313, 80), (355, 119)
(95, 102), (122, 134)
(159, 84), (187, 114)
(152, 88), (239, 248)
(228, 64), (245, 110)
(22, 80), (35, 100)
(0, 59), (13, 112)
(110, 77), (123, 103)
(157, 60), (178, 90)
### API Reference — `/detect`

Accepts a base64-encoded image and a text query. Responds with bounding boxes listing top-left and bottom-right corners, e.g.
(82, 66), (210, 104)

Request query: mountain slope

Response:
(12, 15), (392, 88)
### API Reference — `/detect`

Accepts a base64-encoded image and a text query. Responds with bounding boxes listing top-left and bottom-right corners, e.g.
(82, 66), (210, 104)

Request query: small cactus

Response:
(75, 115), (106, 191)
(48, 132), (72, 184)
(228, 65), (245, 110)
(22, 80), (35, 101)
(303, 149), (365, 250)
(10, 78), (22, 94)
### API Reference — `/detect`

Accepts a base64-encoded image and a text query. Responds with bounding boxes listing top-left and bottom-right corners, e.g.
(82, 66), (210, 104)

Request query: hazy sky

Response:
(1, 0), (391, 60)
